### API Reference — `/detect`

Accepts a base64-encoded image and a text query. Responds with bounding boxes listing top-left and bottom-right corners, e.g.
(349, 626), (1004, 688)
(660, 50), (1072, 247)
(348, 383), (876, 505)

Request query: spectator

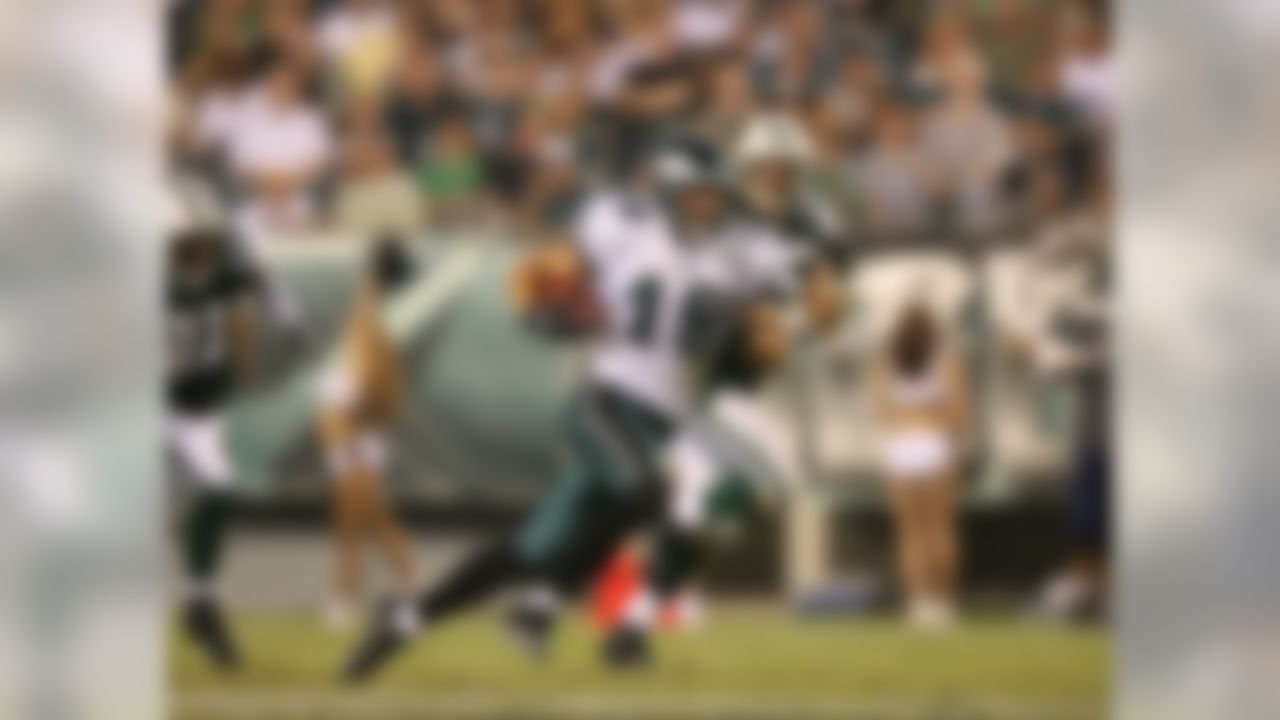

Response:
(750, 0), (828, 102)
(1055, 4), (1112, 131)
(872, 302), (970, 631)
(590, 0), (678, 107)
(175, 46), (254, 197)
(316, 0), (400, 100)
(855, 100), (933, 234)
(415, 113), (487, 227)
(688, 58), (757, 157)
(974, 0), (1049, 99)
(263, 0), (321, 73)
(226, 56), (333, 231)
(919, 50), (1015, 232)
(332, 126), (426, 238)
(384, 45), (466, 167)
(830, 51), (886, 145)
(673, 0), (747, 55)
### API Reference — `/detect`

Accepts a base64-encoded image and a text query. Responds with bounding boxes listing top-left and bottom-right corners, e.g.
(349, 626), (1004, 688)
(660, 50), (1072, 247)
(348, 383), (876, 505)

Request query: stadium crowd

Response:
(168, 0), (1110, 243)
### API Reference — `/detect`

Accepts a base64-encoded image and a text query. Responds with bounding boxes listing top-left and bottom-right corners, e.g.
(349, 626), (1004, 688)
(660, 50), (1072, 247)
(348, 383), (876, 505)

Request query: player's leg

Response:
(343, 471), (605, 682)
(341, 466), (588, 682)
(502, 386), (674, 658)
(604, 433), (721, 667)
(170, 412), (243, 669)
(505, 463), (666, 659)
(343, 385), (670, 681)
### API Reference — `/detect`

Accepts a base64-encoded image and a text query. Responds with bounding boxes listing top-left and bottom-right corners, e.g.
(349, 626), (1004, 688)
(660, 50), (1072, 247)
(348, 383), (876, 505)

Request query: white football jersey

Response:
(687, 221), (806, 302)
(575, 192), (718, 418)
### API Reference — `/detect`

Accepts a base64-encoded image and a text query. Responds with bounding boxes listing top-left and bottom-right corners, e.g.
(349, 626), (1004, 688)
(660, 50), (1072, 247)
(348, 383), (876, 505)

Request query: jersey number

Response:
(628, 277), (662, 343)
(170, 306), (227, 374)
(628, 276), (723, 355)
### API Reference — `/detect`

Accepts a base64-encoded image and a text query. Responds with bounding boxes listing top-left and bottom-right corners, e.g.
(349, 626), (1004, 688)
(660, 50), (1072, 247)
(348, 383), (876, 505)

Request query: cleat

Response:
(342, 598), (417, 684)
(184, 598), (242, 671)
(602, 626), (652, 670)
(505, 603), (555, 661)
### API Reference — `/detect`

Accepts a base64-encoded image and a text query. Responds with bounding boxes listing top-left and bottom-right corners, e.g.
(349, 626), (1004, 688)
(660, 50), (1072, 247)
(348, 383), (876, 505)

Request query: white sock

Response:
(390, 595), (422, 638)
(622, 587), (658, 630)
(1042, 573), (1088, 615)
(520, 584), (561, 615)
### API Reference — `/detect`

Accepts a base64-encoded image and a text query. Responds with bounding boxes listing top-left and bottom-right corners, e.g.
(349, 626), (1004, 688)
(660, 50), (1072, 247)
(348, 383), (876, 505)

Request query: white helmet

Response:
(733, 113), (815, 168)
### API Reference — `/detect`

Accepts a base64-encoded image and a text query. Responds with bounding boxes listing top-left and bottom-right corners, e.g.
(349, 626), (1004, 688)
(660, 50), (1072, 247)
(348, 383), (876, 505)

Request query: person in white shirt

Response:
(1056, 6), (1112, 131)
(226, 57), (333, 230)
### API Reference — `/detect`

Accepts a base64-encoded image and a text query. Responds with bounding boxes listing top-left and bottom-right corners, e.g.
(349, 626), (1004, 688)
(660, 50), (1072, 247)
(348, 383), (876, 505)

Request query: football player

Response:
(341, 143), (747, 681)
(166, 184), (257, 670)
(602, 116), (849, 666)
(500, 139), (810, 666)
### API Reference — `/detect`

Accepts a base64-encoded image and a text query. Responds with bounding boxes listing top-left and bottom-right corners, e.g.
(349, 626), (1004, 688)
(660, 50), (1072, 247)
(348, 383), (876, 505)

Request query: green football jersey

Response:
(167, 244), (252, 414)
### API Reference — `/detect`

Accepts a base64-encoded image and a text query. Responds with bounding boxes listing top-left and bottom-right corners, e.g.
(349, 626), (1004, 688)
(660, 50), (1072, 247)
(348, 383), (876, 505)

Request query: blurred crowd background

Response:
(167, 0), (1110, 242)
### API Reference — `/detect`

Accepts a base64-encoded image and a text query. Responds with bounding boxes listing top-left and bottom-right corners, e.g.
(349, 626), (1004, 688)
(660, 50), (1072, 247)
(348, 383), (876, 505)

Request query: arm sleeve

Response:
(573, 194), (629, 268)
(739, 231), (807, 300)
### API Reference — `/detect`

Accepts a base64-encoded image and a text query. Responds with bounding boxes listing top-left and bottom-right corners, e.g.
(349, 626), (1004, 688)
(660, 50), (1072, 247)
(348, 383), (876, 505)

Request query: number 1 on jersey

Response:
(628, 276), (662, 343)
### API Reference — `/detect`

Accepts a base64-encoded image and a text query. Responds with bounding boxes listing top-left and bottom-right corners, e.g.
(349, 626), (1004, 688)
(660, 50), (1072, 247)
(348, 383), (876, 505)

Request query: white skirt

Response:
(325, 430), (389, 479)
(881, 427), (952, 482)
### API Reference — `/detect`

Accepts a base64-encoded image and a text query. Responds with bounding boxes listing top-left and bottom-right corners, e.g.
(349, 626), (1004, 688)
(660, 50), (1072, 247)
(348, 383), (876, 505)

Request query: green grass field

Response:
(173, 606), (1109, 719)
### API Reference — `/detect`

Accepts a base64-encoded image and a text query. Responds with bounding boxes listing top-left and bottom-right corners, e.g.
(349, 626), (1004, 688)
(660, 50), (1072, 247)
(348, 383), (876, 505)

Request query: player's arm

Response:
(226, 294), (258, 384)
(509, 234), (601, 338)
(744, 300), (790, 371)
(508, 237), (584, 313)
(869, 353), (894, 422)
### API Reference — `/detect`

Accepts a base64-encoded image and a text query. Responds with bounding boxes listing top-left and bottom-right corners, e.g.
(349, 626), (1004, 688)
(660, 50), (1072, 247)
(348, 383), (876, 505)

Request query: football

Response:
(524, 245), (604, 337)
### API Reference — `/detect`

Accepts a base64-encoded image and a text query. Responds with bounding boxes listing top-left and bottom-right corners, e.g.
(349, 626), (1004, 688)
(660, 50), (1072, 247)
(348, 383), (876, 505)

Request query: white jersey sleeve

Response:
(736, 226), (809, 300)
(575, 192), (649, 268)
(575, 192), (696, 418)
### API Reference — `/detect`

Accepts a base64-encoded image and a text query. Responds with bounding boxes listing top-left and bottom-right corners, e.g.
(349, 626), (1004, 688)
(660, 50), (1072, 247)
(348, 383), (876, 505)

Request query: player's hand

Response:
(746, 303), (789, 370)
(803, 265), (845, 335)
(512, 241), (602, 340)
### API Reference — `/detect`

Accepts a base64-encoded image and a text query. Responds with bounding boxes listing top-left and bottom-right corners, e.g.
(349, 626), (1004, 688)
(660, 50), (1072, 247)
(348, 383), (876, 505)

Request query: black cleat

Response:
(184, 598), (242, 671)
(505, 604), (555, 661)
(342, 599), (417, 684)
(602, 625), (652, 670)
